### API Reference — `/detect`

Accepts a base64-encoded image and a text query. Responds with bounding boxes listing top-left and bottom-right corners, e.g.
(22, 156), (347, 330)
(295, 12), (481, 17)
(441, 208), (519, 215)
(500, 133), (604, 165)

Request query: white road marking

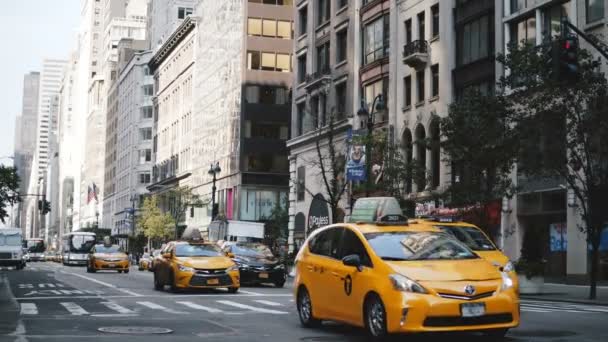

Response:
(92, 313), (139, 318)
(521, 308), (552, 313)
(253, 300), (283, 307)
(100, 301), (136, 314)
(38, 283), (55, 288)
(60, 302), (89, 315)
(176, 301), (223, 313)
(239, 290), (263, 296)
(217, 300), (288, 314)
(20, 303), (38, 315)
(14, 293), (292, 300)
(61, 271), (142, 297)
(136, 301), (186, 314)
(521, 304), (585, 313)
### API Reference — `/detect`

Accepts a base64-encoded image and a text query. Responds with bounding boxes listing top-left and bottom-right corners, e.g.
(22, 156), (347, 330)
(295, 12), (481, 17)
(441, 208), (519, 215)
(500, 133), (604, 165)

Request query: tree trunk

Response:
(589, 242), (600, 300)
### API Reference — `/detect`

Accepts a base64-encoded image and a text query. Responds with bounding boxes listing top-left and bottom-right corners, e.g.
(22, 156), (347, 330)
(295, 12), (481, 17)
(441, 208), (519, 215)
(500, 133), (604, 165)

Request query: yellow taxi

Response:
(413, 216), (518, 291)
(294, 198), (519, 339)
(153, 233), (240, 293)
(86, 243), (130, 273)
(138, 252), (152, 271)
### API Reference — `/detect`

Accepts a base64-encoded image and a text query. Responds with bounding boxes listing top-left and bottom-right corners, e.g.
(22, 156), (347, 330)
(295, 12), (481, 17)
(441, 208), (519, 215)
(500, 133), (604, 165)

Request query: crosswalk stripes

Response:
(60, 302), (89, 315)
(520, 300), (608, 314)
(217, 300), (288, 314)
(176, 301), (223, 313)
(100, 301), (136, 314)
(136, 301), (187, 314)
(253, 300), (283, 307)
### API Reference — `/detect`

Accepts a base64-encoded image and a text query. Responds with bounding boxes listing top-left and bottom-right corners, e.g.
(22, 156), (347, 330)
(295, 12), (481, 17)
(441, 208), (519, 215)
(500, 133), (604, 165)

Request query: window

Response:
(364, 78), (387, 115)
(340, 229), (372, 267)
(277, 21), (292, 39)
(404, 76), (412, 108)
(143, 66), (150, 75)
(245, 86), (289, 104)
(248, 51), (291, 72)
(178, 7), (193, 19)
(248, 18), (262, 36)
(416, 69), (425, 103)
(335, 82), (346, 119)
(337, 0), (348, 9)
(299, 5), (308, 36)
(276, 54), (291, 72)
(139, 173), (151, 184)
(262, 52), (276, 70)
(336, 29), (347, 63)
(431, 64), (439, 97)
(297, 53), (307, 83)
(310, 96), (319, 128)
(143, 84), (153, 96)
(139, 149), (152, 164)
(316, 41), (330, 73)
(139, 128), (152, 141)
(297, 166), (305, 201)
(510, 0), (526, 13)
(249, 0), (294, 4)
(543, 2), (571, 40)
(309, 228), (343, 258)
(297, 102), (306, 135)
(458, 14), (493, 66)
(363, 14), (390, 64)
(587, 0), (604, 23)
(510, 16), (536, 46)
(141, 106), (153, 119)
(418, 11), (425, 41)
(247, 51), (261, 69)
(405, 19), (412, 44)
(262, 19), (277, 37)
(318, 0), (330, 25)
(431, 4), (439, 38)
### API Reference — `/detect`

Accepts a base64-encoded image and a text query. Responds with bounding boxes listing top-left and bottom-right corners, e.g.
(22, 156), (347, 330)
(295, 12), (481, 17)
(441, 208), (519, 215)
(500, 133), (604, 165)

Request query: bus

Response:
(62, 232), (96, 266)
(25, 238), (46, 261)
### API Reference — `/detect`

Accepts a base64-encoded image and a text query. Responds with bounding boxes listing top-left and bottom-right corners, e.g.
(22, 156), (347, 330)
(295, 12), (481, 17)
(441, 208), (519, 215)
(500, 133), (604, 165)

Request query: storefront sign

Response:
(549, 222), (567, 252)
(308, 194), (330, 232)
(346, 129), (366, 181)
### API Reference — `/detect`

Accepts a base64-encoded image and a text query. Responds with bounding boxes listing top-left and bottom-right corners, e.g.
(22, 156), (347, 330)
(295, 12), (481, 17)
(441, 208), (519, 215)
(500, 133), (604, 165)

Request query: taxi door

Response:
(302, 227), (344, 319)
(329, 228), (375, 326)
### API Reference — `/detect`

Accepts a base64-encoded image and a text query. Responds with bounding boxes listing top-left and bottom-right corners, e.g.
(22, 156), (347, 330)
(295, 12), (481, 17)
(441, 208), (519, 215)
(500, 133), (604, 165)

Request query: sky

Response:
(0, 0), (80, 166)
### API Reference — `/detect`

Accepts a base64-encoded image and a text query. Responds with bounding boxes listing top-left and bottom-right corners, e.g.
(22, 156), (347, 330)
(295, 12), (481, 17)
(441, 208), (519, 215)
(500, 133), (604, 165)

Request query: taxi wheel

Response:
(364, 294), (387, 339)
(297, 287), (321, 328)
(274, 281), (285, 288)
(485, 328), (509, 339)
(169, 271), (180, 293)
(153, 271), (163, 291)
(124, 269), (129, 274)
(118, 270), (123, 273)
(228, 287), (239, 294)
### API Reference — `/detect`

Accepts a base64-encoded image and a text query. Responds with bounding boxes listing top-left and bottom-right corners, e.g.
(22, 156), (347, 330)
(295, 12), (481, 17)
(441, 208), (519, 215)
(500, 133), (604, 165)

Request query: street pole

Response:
(360, 94), (383, 198)
(208, 162), (221, 221)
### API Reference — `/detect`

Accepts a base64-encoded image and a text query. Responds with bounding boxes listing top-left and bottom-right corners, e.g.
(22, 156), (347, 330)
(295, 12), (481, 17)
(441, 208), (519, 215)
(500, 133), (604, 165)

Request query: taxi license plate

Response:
(461, 303), (485, 317)
(108, 263), (116, 268)
(207, 278), (219, 285)
(259, 272), (269, 279)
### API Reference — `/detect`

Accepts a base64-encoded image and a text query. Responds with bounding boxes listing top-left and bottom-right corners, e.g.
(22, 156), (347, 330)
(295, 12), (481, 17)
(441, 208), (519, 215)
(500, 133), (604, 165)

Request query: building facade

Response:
(146, 0), (196, 52)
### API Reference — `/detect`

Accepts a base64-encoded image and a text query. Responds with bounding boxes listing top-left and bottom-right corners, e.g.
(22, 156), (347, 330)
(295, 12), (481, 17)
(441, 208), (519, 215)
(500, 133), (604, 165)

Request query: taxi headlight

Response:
(227, 265), (239, 272)
(500, 272), (514, 291)
(503, 261), (515, 273)
(178, 264), (195, 272)
(389, 274), (428, 294)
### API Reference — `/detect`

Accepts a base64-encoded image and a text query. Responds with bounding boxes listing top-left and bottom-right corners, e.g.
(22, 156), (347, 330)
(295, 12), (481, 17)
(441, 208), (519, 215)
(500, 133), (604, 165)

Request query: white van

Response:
(0, 228), (25, 270)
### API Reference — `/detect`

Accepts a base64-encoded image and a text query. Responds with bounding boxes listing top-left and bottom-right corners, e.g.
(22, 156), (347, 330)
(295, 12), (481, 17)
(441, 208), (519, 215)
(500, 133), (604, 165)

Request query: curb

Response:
(520, 295), (608, 307)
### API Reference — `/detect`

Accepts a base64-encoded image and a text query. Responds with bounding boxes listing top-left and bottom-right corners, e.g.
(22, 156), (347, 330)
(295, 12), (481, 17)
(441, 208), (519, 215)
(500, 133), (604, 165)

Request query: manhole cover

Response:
(510, 330), (577, 338)
(98, 327), (173, 335)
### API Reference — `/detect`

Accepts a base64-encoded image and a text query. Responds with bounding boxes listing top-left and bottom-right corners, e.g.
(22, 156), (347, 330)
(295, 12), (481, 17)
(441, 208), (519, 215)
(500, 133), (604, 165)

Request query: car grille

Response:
(437, 291), (495, 301)
(189, 274), (233, 287)
(195, 268), (227, 275)
(0, 253), (12, 259)
(424, 313), (513, 327)
(103, 258), (124, 262)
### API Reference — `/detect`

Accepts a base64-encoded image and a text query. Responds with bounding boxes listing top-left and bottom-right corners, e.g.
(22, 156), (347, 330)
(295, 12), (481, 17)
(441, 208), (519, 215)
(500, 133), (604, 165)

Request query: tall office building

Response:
(146, 0), (196, 52)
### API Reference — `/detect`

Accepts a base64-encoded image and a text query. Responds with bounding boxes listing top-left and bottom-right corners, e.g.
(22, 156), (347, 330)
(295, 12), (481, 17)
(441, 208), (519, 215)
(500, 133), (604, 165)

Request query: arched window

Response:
(430, 120), (440, 189)
(402, 129), (413, 194)
(415, 124), (427, 191)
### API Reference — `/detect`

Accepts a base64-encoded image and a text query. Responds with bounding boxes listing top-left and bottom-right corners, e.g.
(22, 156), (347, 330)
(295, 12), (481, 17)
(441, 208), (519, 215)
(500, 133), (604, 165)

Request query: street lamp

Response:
(208, 162), (221, 220)
(356, 94), (386, 197)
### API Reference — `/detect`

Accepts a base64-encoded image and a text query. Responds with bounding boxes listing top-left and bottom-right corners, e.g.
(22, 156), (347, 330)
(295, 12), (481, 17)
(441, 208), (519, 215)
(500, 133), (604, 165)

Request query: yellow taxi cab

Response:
(153, 230), (240, 293)
(86, 241), (130, 273)
(294, 197), (519, 339)
(138, 252), (152, 271)
(412, 216), (518, 291)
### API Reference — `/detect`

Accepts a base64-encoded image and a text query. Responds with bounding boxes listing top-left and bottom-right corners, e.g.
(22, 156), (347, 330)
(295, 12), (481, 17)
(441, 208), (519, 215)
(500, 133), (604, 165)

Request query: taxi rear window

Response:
(94, 245), (122, 253)
(434, 226), (497, 251)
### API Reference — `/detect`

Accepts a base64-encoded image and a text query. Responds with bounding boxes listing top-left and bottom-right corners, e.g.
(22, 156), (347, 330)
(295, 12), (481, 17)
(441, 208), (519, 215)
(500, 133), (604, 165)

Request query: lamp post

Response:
(208, 162), (221, 220)
(356, 94), (385, 197)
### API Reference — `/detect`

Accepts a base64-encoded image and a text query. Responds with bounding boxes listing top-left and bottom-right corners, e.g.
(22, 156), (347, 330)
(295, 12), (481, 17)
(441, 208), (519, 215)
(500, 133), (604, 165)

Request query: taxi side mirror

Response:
(342, 254), (363, 272)
(162, 252), (172, 259)
(226, 252), (235, 258)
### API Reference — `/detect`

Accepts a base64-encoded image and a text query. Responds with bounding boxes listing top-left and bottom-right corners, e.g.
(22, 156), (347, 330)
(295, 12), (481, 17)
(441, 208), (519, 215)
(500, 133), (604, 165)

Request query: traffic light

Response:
(550, 36), (579, 82)
(39, 200), (51, 215)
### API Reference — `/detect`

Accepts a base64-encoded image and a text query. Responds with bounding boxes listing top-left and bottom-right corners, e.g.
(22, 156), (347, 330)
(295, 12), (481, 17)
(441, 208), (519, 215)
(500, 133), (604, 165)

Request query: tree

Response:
(164, 186), (207, 240)
(137, 195), (175, 243)
(300, 113), (349, 225)
(439, 90), (519, 238)
(263, 199), (289, 248)
(497, 40), (608, 299)
(0, 165), (20, 224)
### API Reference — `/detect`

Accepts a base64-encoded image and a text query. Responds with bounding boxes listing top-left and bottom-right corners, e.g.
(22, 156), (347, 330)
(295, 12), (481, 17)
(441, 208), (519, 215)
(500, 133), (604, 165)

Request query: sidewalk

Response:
(521, 282), (608, 306)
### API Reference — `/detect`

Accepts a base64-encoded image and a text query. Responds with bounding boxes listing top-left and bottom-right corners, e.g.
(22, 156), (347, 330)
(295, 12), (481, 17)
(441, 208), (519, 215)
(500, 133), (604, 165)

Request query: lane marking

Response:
(14, 293), (293, 300)
(136, 301), (187, 314)
(91, 313), (139, 318)
(239, 290), (263, 296)
(217, 300), (288, 314)
(60, 302), (89, 315)
(60, 271), (142, 297)
(520, 304), (585, 313)
(176, 301), (223, 313)
(521, 308), (552, 313)
(522, 301), (608, 313)
(20, 303), (38, 315)
(253, 300), (283, 307)
(100, 301), (136, 314)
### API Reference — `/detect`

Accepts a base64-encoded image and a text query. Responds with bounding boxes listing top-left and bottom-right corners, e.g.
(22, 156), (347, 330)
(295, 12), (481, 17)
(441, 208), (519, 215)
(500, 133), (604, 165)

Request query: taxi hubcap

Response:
(368, 301), (385, 336)
(299, 292), (312, 321)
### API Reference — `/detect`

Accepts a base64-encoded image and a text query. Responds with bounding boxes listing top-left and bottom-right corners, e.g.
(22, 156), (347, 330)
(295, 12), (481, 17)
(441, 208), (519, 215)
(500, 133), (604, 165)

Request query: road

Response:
(1, 263), (607, 341)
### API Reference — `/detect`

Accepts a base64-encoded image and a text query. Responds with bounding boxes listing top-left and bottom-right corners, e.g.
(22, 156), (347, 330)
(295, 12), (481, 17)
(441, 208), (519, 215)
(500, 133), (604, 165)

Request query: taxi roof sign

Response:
(181, 227), (203, 241)
(350, 197), (407, 225)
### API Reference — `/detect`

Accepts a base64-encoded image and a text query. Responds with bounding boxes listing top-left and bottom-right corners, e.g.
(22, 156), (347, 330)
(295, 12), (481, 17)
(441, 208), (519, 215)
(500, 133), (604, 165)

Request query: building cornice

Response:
(149, 17), (197, 72)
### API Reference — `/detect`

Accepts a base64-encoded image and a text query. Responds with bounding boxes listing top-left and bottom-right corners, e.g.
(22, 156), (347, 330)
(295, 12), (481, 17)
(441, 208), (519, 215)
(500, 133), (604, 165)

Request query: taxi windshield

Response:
(364, 231), (478, 261)
(232, 244), (274, 258)
(95, 245), (122, 253)
(175, 244), (223, 257)
(435, 225), (497, 251)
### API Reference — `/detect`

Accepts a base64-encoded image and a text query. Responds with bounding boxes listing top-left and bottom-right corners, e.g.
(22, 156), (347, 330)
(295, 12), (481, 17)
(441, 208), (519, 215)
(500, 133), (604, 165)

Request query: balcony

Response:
(402, 40), (429, 69)
(304, 67), (331, 90)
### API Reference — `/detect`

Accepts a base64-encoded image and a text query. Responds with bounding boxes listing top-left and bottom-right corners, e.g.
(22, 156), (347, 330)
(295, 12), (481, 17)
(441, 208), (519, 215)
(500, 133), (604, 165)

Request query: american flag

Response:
(87, 184), (99, 204)
(92, 183), (99, 203)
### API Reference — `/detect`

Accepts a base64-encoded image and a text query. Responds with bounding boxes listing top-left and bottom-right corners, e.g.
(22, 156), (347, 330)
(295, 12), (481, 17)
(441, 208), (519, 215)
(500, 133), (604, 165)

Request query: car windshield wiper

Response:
(381, 256), (409, 261)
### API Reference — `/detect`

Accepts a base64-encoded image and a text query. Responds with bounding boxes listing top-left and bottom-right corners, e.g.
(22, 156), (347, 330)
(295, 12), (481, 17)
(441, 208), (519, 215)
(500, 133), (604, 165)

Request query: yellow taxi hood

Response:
(176, 256), (234, 269)
(386, 258), (501, 282)
(475, 250), (509, 267)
